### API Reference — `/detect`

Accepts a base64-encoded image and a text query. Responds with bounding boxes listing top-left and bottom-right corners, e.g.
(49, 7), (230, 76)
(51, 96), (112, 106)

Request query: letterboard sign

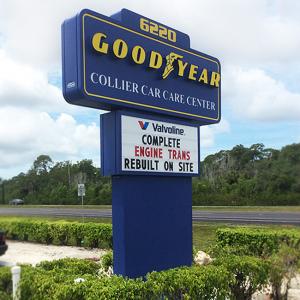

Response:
(100, 111), (200, 176)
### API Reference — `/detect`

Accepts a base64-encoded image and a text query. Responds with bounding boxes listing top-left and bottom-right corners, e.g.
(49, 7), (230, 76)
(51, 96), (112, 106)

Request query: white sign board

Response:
(121, 115), (199, 174)
(78, 184), (85, 196)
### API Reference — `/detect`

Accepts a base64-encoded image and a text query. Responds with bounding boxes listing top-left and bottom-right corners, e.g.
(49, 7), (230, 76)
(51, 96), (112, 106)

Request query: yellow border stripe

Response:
(82, 13), (220, 121)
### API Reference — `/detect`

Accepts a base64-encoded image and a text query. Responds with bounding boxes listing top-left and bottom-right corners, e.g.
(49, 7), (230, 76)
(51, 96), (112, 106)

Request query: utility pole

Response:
(1, 181), (4, 204)
(68, 161), (71, 188)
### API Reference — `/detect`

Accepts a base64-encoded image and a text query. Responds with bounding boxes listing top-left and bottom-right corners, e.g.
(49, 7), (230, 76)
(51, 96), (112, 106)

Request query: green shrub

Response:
(268, 245), (300, 300)
(12, 258), (233, 300)
(0, 219), (112, 249)
(37, 258), (100, 275)
(216, 227), (300, 257)
(0, 290), (12, 300)
(0, 267), (12, 300)
(101, 251), (113, 271)
(213, 255), (270, 300)
(146, 265), (232, 300)
(85, 277), (151, 300)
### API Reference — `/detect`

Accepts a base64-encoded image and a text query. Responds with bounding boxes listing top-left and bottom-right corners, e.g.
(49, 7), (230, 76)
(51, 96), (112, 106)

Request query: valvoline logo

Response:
(138, 120), (149, 130)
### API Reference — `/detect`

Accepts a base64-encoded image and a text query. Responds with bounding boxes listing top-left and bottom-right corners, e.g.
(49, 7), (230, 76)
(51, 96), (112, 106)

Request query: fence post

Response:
(11, 266), (21, 300)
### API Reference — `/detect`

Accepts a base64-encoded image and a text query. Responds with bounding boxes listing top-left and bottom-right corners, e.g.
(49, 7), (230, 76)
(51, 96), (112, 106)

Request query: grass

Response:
(192, 222), (300, 251)
(192, 206), (300, 212)
(1, 205), (300, 212)
(0, 215), (111, 224)
(0, 204), (111, 209)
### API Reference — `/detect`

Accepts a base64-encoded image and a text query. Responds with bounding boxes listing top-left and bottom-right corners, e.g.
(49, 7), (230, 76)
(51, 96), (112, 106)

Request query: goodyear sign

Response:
(62, 9), (221, 124)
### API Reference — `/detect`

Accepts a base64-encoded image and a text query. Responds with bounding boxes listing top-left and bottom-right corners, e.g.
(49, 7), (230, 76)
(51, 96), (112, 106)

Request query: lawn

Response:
(1, 204), (300, 212)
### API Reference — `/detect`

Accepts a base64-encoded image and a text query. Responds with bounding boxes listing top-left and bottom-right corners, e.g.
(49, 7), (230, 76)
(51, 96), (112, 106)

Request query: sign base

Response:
(112, 175), (192, 278)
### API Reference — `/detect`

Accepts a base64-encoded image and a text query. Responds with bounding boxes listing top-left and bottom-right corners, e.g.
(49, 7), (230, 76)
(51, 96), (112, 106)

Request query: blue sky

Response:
(0, 0), (299, 179)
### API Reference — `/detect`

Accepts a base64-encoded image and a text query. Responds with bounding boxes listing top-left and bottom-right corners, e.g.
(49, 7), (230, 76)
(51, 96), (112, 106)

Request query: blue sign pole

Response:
(101, 110), (199, 277)
(112, 175), (192, 277)
(62, 8), (221, 278)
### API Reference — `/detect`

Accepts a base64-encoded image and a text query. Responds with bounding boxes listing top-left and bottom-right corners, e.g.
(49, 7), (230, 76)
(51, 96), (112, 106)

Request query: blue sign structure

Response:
(62, 8), (221, 278)
(62, 9), (221, 124)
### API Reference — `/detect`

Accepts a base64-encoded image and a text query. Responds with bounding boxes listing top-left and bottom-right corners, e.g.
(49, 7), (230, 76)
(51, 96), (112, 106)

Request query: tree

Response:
(33, 155), (53, 175)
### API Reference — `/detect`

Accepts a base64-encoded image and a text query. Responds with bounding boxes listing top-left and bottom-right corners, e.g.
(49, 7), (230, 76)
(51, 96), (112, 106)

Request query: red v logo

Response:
(138, 121), (149, 130)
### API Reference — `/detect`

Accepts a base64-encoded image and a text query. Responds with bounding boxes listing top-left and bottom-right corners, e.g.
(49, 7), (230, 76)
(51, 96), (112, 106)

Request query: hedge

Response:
(0, 219), (112, 248)
(0, 266), (12, 300)
(213, 255), (270, 300)
(0, 258), (233, 300)
(216, 227), (300, 256)
(0, 255), (281, 300)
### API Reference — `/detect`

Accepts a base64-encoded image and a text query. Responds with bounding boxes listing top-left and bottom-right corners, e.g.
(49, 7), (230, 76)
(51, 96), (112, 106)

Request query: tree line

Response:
(193, 143), (300, 205)
(0, 156), (111, 205)
(1, 143), (299, 206)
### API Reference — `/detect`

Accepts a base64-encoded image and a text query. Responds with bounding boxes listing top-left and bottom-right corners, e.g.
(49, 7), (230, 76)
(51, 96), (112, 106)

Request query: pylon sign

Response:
(62, 8), (221, 279)
(62, 9), (221, 124)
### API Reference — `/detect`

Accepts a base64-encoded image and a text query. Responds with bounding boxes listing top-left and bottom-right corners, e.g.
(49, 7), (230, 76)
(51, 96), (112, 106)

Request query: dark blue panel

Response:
(100, 112), (117, 175)
(62, 16), (81, 101)
(112, 175), (192, 278)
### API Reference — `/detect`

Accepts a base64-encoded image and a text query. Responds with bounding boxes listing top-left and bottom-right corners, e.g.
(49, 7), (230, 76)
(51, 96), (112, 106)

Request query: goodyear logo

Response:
(92, 33), (220, 87)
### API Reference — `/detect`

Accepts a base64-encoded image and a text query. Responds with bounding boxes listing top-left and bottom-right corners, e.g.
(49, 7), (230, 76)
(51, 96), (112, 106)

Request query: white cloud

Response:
(184, 1), (300, 66)
(200, 118), (230, 148)
(0, 0), (125, 69)
(0, 108), (99, 177)
(1, 0), (300, 68)
(0, 50), (72, 112)
(224, 67), (300, 121)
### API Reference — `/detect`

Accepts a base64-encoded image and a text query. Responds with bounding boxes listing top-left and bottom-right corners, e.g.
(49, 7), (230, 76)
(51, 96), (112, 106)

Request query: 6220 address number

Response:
(139, 18), (177, 42)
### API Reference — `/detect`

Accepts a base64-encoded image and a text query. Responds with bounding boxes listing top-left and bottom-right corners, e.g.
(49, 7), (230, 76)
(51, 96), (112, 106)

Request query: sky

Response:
(0, 0), (300, 179)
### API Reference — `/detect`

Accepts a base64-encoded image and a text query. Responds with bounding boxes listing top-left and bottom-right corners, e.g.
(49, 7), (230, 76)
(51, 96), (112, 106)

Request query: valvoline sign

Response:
(100, 111), (200, 176)
(62, 9), (221, 124)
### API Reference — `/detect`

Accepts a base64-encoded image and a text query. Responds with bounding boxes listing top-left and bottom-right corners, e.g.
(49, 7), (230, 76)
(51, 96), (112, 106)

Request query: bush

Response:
(146, 265), (232, 300)
(101, 251), (113, 271)
(268, 245), (300, 300)
(0, 267), (12, 300)
(216, 227), (300, 257)
(37, 258), (100, 275)
(0, 219), (112, 249)
(0, 258), (233, 300)
(213, 255), (270, 300)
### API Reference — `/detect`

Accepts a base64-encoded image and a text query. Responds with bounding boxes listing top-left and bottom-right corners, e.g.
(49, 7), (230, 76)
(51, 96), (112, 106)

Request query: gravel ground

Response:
(0, 241), (106, 266)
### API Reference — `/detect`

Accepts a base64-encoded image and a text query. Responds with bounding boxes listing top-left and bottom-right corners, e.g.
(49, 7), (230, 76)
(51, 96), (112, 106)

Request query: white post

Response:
(11, 266), (21, 300)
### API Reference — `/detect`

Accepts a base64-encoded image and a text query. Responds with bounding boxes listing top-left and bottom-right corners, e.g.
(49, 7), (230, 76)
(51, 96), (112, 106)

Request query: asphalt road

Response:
(0, 207), (300, 225)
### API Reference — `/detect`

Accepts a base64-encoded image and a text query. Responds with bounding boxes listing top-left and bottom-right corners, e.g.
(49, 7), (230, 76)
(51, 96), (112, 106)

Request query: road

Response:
(0, 207), (300, 225)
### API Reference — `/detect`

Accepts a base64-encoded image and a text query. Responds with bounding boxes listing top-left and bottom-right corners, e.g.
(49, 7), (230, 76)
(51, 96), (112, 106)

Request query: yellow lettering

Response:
(188, 64), (198, 81)
(113, 39), (128, 59)
(177, 60), (188, 77)
(132, 45), (146, 64)
(149, 51), (163, 69)
(210, 72), (220, 87)
(92, 33), (108, 54)
(198, 68), (208, 84)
